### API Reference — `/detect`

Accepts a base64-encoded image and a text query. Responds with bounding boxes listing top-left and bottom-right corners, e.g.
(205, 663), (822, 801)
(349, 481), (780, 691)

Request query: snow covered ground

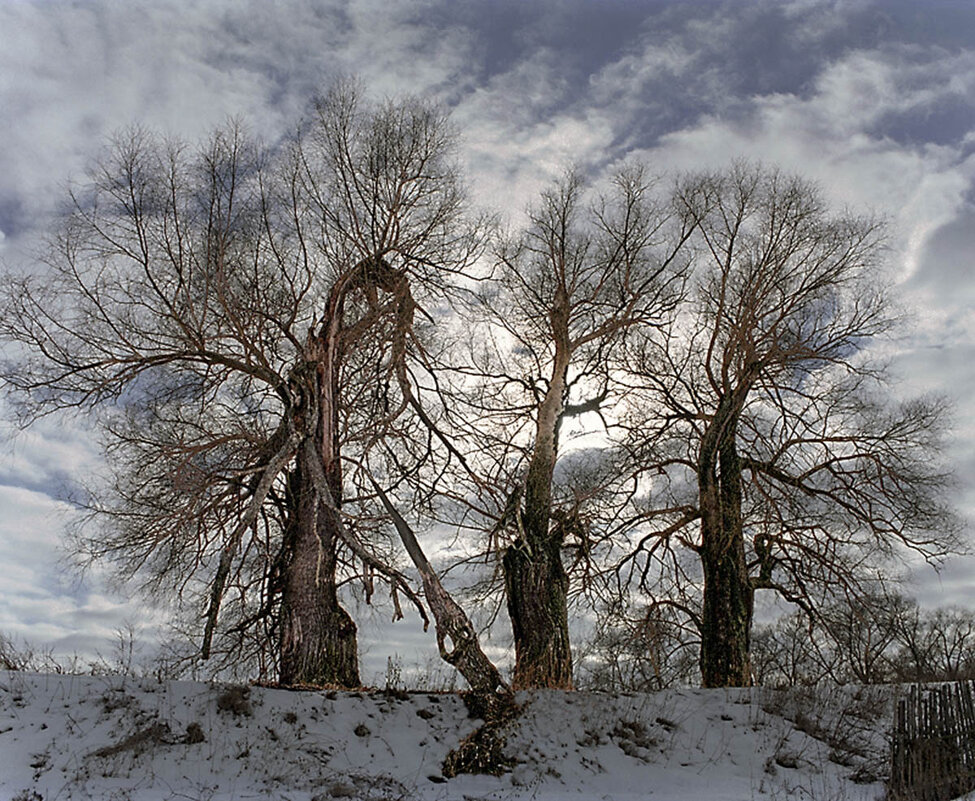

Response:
(0, 671), (894, 800)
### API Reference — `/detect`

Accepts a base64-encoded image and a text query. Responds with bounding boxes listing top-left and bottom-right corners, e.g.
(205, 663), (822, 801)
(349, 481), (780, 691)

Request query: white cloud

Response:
(588, 39), (695, 102)
(0, 482), (154, 661)
(2, 0), (975, 662)
(619, 48), (975, 284)
(0, 0), (476, 249)
(0, 413), (101, 493)
(454, 49), (619, 223)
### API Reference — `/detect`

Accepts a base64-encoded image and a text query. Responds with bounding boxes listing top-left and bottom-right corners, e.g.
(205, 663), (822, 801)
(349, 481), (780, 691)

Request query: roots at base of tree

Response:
(441, 691), (520, 777)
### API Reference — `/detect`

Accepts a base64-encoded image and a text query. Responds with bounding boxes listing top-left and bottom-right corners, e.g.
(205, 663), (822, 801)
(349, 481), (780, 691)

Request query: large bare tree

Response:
(460, 167), (691, 689)
(621, 163), (960, 687)
(0, 84), (488, 687)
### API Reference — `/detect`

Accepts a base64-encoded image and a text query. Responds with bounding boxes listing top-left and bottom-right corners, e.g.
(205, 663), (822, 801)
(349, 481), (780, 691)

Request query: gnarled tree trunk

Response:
(278, 452), (359, 687)
(278, 281), (360, 687)
(276, 255), (440, 688)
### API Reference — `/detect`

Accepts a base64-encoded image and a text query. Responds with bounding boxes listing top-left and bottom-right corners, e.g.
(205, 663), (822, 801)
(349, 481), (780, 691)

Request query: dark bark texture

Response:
(278, 476), (359, 687)
(502, 300), (574, 690)
(699, 533), (752, 688)
(503, 538), (573, 689)
(277, 288), (360, 687)
(698, 399), (752, 687)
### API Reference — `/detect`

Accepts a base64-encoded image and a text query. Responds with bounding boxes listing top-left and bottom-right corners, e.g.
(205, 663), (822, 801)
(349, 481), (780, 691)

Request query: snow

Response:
(0, 671), (893, 800)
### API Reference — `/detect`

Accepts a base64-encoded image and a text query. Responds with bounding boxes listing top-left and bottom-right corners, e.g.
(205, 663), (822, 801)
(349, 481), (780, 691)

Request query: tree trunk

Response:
(278, 451), (360, 688)
(503, 294), (574, 690)
(503, 537), (573, 688)
(278, 304), (360, 687)
(699, 534), (752, 687)
(698, 402), (752, 688)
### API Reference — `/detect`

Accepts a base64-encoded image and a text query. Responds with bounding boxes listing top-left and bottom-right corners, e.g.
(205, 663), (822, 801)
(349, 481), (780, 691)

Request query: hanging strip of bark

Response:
(202, 423), (299, 659)
(301, 445), (430, 630)
(368, 475), (507, 694)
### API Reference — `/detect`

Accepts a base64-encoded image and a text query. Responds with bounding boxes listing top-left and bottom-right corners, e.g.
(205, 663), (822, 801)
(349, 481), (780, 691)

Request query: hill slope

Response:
(1, 671), (892, 800)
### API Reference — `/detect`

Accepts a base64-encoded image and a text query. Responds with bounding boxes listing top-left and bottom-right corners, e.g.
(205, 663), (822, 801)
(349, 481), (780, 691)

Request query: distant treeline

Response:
(579, 592), (975, 690)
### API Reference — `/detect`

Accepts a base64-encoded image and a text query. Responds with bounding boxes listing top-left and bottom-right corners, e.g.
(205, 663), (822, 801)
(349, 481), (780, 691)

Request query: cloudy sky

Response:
(1, 0), (974, 678)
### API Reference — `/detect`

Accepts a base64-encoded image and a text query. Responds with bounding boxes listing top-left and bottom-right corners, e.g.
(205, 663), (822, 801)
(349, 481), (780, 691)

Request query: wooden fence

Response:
(889, 682), (975, 801)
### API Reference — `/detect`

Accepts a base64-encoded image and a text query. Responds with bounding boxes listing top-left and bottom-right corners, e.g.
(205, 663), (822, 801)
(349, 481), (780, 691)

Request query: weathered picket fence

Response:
(889, 682), (975, 801)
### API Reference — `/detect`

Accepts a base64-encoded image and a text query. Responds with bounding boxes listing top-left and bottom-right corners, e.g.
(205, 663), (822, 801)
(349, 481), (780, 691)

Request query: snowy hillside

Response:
(1, 671), (893, 800)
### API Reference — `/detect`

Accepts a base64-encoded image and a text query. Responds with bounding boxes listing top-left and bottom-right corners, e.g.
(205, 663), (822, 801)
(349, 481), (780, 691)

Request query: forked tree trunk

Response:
(698, 406), (752, 688)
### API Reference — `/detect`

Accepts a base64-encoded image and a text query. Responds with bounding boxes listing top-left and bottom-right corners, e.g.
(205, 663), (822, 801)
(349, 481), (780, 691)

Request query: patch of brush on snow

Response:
(0, 671), (893, 800)
(442, 691), (520, 778)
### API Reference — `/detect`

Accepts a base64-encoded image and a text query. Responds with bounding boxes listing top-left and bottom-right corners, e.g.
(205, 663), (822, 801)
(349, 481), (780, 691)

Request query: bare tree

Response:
(890, 601), (975, 683)
(457, 167), (691, 689)
(622, 163), (960, 687)
(689, 593), (975, 688)
(817, 591), (910, 684)
(750, 611), (831, 687)
(577, 599), (699, 691)
(0, 84), (486, 687)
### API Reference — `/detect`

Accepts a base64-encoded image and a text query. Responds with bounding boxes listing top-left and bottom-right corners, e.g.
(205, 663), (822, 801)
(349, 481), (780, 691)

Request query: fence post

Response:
(889, 681), (975, 801)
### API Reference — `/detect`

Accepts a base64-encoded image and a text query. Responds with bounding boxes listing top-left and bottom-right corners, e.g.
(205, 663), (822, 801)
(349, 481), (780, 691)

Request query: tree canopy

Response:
(0, 98), (963, 690)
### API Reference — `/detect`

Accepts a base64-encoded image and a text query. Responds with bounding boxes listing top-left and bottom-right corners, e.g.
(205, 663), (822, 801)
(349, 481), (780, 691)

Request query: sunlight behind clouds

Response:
(1, 0), (974, 668)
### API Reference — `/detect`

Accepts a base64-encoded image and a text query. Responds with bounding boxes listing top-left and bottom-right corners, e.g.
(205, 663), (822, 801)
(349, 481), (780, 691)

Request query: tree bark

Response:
(699, 532), (752, 688)
(278, 454), (359, 687)
(698, 399), (753, 687)
(278, 278), (360, 687)
(502, 288), (574, 689)
(503, 537), (573, 688)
